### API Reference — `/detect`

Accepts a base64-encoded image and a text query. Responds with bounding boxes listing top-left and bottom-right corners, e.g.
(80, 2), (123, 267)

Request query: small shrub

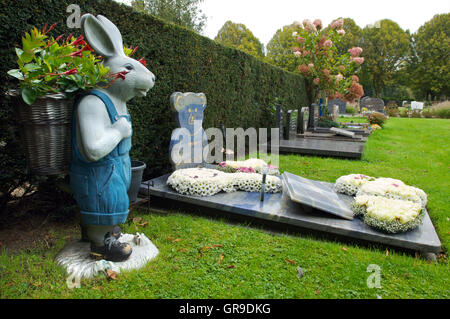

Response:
(345, 105), (356, 115)
(410, 110), (422, 118)
(386, 107), (399, 117)
(318, 116), (339, 128)
(368, 112), (387, 127)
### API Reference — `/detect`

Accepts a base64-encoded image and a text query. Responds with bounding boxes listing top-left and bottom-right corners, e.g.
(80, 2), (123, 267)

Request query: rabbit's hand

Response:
(113, 117), (132, 139)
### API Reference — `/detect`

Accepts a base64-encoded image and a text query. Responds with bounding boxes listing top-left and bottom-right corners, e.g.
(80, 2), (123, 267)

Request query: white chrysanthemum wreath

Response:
(167, 167), (282, 197)
(351, 195), (424, 233)
(335, 174), (427, 233)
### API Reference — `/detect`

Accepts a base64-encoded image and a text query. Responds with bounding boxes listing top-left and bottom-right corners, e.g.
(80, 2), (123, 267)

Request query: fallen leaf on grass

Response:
(226, 265), (235, 269)
(315, 286), (321, 295)
(106, 269), (118, 280)
(218, 252), (224, 264)
(139, 222), (149, 227)
(166, 236), (182, 242)
(342, 247), (348, 252)
(386, 250), (389, 256)
(211, 244), (223, 248)
(132, 217), (143, 223)
(178, 248), (187, 253)
(285, 258), (296, 264)
(173, 238), (182, 242)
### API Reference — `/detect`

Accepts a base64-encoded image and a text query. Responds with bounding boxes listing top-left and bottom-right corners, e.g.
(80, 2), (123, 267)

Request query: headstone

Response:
(402, 101), (408, 107)
(309, 104), (319, 129)
(331, 105), (339, 122)
(327, 99), (346, 114)
(169, 92), (208, 169)
(360, 96), (385, 113)
(330, 127), (356, 138)
(283, 110), (291, 140)
(411, 101), (424, 110)
(298, 107), (309, 134)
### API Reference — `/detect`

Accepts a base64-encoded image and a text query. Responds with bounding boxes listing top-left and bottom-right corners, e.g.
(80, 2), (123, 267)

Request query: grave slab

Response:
(277, 138), (365, 159)
(330, 127), (357, 138)
(140, 174), (441, 254)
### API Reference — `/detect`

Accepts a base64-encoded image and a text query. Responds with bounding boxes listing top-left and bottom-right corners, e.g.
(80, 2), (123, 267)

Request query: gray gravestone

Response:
(331, 105), (339, 122)
(298, 107), (309, 134)
(309, 104), (319, 129)
(330, 127), (356, 138)
(327, 99), (346, 114)
(360, 97), (385, 113)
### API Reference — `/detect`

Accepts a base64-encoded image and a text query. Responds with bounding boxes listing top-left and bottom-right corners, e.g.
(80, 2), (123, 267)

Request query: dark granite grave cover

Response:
(140, 174), (441, 253)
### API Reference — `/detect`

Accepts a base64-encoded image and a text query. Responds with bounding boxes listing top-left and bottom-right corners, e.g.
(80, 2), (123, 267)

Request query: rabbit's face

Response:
(104, 55), (155, 102)
(81, 14), (156, 102)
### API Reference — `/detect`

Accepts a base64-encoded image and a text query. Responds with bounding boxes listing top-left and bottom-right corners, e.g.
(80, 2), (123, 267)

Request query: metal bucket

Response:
(8, 91), (73, 175)
(128, 160), (146, 203)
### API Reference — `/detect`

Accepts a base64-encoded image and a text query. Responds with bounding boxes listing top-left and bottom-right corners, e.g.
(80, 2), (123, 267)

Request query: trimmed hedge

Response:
(0, 0), (308, 208)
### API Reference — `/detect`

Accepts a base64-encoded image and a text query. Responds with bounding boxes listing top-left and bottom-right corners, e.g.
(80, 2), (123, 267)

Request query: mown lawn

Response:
(0, 118), (449, 299)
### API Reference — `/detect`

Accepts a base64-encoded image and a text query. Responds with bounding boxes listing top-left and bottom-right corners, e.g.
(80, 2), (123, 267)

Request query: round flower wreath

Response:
(167, 167), (282, 197)
(335, 174), (427, 233)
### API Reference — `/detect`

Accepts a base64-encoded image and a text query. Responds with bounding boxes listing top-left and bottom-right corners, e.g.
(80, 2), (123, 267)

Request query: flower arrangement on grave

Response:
(167, 168), (282, 197)
(216, 158), (280, 176)
(7, 23), (145, 105)
(334, 174), (376, 195)
(335, 174), (427, 233)
(351, 195), (424, 233)
(292, 18), (364, 103)
(367, 112), (387, 127)
(356, 178), (427, 208)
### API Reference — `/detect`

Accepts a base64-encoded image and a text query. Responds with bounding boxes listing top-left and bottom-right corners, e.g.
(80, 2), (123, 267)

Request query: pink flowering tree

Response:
(292, 18), (365, 104)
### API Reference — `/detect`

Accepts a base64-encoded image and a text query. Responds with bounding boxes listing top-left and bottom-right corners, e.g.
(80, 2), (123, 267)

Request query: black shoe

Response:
(90, 228), (132, 262)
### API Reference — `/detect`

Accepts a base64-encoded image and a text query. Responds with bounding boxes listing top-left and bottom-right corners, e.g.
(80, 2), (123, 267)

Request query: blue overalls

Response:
(70, 90), (132, 226)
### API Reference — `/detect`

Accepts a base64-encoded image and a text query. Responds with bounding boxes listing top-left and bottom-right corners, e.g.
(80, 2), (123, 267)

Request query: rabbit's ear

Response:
(81, 14), (124, 58)
(170, 92), (184, 112)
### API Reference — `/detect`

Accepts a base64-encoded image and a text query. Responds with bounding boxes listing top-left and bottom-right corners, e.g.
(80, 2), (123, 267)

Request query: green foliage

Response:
(265, 23), (299, 71)
(0, 0), (308, 208)
(214, 21), (265, 59)
(359, 20), (411, 97)
(367, 112), (387, 126)
(345, 105), (356, 115)
(131, 0), (207, 33)
(317, 116), (339, 128)
(408, 13), (450, 100)
(8, 26), (112, 105)
(333, 18), (363, 56)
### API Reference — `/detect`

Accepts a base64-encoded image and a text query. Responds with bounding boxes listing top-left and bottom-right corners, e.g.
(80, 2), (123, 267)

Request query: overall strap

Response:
(72, 90), (120, 163)
(89, 89), (119, 124)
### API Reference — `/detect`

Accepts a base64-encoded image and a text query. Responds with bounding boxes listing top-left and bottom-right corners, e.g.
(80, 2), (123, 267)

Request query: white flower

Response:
(334, 174), (375, 195)
(352, 195), (424, 233)
(357, 178), (427, 207)
(292, 31), (298, 37)
(167, 167), (282, 197)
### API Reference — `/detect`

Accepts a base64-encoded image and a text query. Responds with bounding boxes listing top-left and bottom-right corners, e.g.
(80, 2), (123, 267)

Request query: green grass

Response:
(1, 118), (449, 299)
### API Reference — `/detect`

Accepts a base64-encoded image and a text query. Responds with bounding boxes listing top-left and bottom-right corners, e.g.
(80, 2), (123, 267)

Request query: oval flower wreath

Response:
(335, 174), (427, 233)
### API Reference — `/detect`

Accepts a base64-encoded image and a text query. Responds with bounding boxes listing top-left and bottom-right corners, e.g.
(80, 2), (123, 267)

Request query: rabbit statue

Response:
(70, 14), (155, 262)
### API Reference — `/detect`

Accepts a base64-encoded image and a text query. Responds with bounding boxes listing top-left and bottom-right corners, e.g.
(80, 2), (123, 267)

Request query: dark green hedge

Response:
(0, 0), (308, 208)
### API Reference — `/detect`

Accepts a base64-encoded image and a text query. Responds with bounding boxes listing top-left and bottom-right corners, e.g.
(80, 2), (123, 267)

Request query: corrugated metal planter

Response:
(8, 90), (73, 175)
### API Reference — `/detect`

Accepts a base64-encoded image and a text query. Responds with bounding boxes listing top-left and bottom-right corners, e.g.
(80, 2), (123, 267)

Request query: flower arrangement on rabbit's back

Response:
(7, 20), (148, 105)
